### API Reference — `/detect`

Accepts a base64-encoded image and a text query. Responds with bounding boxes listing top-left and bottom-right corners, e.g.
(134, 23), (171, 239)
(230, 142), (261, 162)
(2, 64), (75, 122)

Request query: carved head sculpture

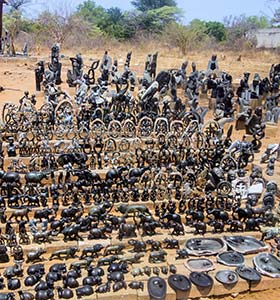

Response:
(251, 165), (262, 179)
(228, 170), (237, 182)
(255, 106), (263, 117)
(211, 54), (217, 61)
(253, 73), (260, 86)
(212, 167), (224, 181)
(244, 72), (250, 81)
(266, 181), (277, 195)
(237, 168), (246, 178)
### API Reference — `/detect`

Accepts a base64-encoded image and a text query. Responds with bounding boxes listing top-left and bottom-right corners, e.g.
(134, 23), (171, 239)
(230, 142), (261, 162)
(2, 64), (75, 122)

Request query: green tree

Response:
(187, 19), (227, 42)
(20, 17), (38, 33)
(137, 6), (181, 33)
(119, 11), (139, 38)
(107, 7), (124, 24)
(247, 16), (269, 29)
(74, 0), (181, 40)
(129, 0), (181, 36)
(76, 1), (132, 40)
(131, 0), (177, 11)
(76, 0), (108, 26)
(103, 7), (128, 39)
(205, 21), (227, 41)
(188, 19), (208, 43)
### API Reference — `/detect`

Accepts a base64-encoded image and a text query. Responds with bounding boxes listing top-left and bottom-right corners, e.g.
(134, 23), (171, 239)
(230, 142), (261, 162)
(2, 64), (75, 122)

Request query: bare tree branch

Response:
(8, 0), (31, 11)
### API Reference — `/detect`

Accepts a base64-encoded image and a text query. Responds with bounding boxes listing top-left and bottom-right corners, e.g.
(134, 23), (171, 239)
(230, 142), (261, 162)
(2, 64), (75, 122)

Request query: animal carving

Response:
(116, 204), (151, 217)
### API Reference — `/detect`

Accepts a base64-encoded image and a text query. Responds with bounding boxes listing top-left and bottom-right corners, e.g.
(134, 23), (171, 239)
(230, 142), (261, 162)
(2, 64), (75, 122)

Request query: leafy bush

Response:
(164, 22), (207, 54)
(205, 21), (227, 42)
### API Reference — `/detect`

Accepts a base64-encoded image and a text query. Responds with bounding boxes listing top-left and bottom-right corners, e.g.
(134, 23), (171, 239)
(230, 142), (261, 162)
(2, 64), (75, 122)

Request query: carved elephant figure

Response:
(118, 223), (136, 240)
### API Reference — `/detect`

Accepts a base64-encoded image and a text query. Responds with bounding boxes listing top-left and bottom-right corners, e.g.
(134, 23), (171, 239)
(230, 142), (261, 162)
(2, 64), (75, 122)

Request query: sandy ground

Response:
(0, 49), (280, 299)
(223, 288), (280, 300)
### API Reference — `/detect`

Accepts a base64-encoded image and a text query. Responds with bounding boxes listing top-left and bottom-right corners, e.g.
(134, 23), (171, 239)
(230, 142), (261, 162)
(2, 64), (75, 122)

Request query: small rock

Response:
(231, 292), (239, 298)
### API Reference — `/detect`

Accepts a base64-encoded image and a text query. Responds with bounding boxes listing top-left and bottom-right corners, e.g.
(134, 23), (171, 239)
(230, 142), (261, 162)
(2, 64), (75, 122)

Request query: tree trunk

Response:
(0, 1), (3, 53)
(11, 37), (16, 56)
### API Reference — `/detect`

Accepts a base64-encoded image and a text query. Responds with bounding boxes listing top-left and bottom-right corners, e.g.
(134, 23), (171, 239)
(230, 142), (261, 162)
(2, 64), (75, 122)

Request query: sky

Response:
(17, 0), (280, 23)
